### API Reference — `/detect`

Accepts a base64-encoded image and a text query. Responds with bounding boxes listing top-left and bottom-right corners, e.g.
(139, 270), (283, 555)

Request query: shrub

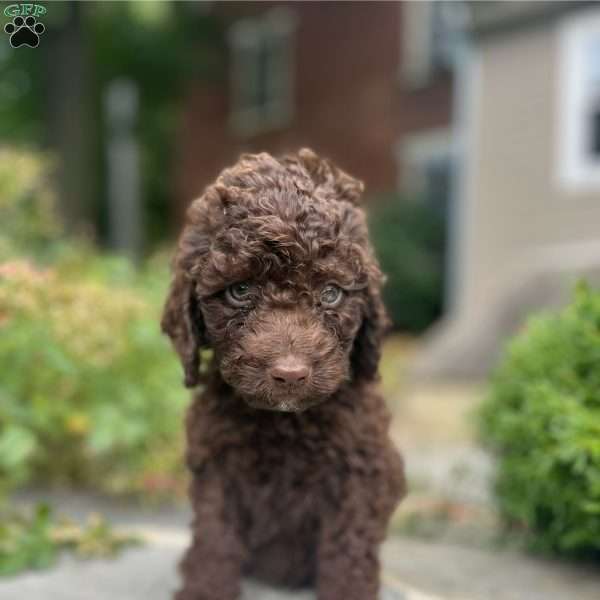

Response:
(0, 253), (188, 497)
(368, 195), (445, 332)
(480, 282), (600, 556)
(0, 147), (189, 576)
(0, 148), (188, 499)
(0, 148), (62, 261)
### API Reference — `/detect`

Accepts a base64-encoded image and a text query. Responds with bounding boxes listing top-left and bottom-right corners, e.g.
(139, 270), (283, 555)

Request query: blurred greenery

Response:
(0, 1), (225, 573)
(88, 1), (224, 245)
(0, 150), (61, 261)
(0, 149), (188, 498)
(369, 194), (446, 332)
(0, 503), (139, 576)
(0, 1), (225, 247)
(0, 252), (188, 496)
(0, 148), (187, 574)
(480, 282), (600, 558)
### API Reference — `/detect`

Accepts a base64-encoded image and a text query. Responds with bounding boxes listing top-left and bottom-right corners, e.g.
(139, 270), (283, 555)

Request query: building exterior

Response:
(415, 1), (600, 378)
(175, 1), (460, 222)
(175, 1), (600, 377)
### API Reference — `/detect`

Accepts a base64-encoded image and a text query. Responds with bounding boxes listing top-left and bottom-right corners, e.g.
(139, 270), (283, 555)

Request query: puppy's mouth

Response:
(247, 397), (306, 413)
(244, 385), (320, 413)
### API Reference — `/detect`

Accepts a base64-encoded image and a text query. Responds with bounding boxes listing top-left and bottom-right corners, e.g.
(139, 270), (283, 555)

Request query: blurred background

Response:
(1, 2), (600, 599)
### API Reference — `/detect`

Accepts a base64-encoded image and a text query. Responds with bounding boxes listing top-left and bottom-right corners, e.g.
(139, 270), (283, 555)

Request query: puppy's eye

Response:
(225, 282), (253, 306)
(320, 284), (343, 307)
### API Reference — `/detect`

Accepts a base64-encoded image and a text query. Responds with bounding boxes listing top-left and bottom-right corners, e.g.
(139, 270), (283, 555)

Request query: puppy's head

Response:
(162, 149), (389, 412)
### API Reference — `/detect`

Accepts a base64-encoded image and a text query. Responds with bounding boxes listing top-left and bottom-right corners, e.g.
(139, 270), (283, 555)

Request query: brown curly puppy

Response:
(162, 149), (405, 600)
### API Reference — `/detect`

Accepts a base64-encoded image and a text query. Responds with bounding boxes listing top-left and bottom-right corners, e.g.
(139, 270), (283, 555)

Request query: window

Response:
(558, 12), (600, 188)
(400, 1), (468, 89)
(228, 8), (296, 137)
(395, 129), (454, 218)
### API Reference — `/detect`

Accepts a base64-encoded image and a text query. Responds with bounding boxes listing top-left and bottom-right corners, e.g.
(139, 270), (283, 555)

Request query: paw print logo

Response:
(4, 16), (45, 48)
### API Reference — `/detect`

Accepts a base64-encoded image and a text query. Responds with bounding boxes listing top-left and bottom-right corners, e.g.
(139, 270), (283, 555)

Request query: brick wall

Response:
(174, 2), (452, 225)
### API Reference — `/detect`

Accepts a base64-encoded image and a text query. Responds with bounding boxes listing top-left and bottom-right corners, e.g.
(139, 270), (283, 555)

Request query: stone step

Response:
(0, 530), (448, 600)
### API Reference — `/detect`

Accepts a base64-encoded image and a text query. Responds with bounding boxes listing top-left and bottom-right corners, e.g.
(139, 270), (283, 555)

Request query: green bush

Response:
(369, 195), (445, 332)
(480, 283), (600, 557)
(0, 149), (188, 499)
(0, 146), (188, 577)
(0, 252), (188, 497)
(0, 149), (62, 262)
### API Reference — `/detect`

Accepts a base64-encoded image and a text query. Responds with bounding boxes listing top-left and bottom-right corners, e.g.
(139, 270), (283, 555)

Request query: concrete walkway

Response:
(0, 516), (441, 600)
(0, 491), (446, 600)
(3, 491), (599, 600)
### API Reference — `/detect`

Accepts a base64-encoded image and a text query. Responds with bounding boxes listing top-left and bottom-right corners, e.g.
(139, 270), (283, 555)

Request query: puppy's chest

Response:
(197, 401), (377, 501)
(225, 429), (333, 543)
(224, 423), (334, 490)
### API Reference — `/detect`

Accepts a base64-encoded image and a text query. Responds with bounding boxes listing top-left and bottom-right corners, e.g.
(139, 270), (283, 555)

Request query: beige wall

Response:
(458, 12), (600, 316)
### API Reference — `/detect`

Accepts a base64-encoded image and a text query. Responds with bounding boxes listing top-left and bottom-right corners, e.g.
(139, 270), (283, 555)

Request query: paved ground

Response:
(0, 510), (438, 600)
(0, 544), (431, 600)
(3, 491), (600, 600)
(384, 537), (600, 600)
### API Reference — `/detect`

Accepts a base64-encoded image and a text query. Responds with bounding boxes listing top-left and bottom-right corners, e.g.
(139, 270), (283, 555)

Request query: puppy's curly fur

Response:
(162, 149), (405, 600)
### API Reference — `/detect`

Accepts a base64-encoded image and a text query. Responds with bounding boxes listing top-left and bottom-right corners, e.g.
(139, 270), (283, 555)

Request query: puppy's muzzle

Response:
(269, 355), (310, 386)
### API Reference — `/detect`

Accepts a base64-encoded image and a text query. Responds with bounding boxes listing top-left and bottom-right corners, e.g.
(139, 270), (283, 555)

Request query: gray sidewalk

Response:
(0, 523), (441, 600)
(3, 491), (599, 600)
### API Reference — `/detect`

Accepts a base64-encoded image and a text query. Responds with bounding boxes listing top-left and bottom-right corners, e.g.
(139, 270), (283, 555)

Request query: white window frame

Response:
(400, 1), (435, 89)
(228, 8), (296, 137)
(399, 1), (468, 89)
(394, 128), (454, 197)
(557, 11), (600, 189)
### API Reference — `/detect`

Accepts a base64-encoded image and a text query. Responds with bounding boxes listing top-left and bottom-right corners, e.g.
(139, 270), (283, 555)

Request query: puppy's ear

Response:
(161, 271), (207, 388)
(350, 281), (391, 382)
(329, 163), (364, 205)
(297, 147), (365, 205)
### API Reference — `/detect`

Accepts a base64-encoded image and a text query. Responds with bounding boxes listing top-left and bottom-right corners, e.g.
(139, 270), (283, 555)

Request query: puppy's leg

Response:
(317, 525), (380, 600)
(175, 476), (244, 600)
(316, 484), (393, 600)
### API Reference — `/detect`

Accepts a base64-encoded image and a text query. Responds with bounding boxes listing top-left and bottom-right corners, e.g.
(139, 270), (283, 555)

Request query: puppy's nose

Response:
(269, 356), (309, 385)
